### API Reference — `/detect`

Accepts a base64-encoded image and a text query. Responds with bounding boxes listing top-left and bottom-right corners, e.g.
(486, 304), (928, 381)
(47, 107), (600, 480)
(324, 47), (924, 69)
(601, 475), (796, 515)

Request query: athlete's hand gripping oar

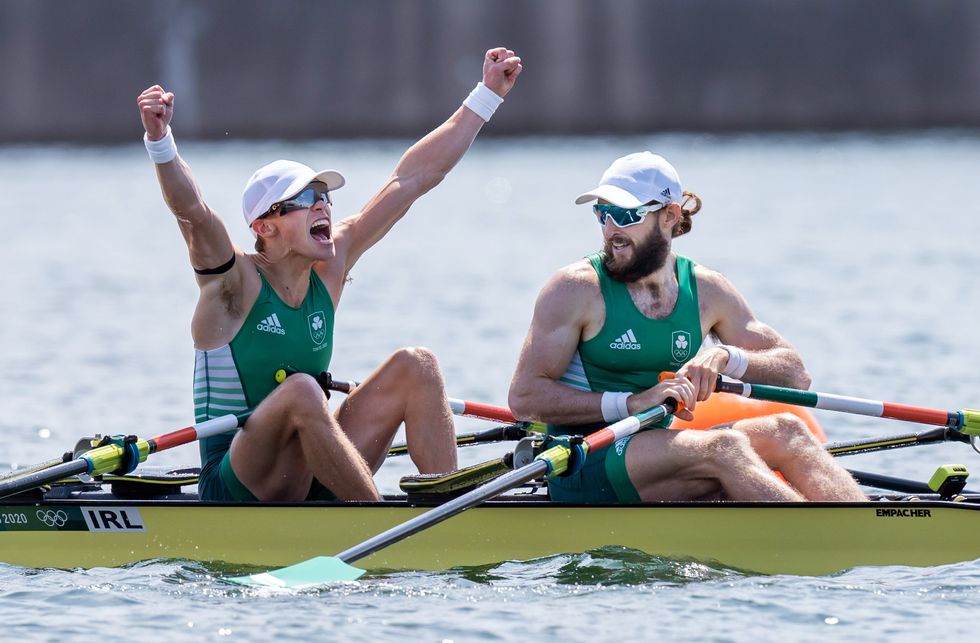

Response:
(0, 414), (244, 500)
(709, 377), (980, 441)
(712, 377), (980, 434)
(228, 398), (683, 589)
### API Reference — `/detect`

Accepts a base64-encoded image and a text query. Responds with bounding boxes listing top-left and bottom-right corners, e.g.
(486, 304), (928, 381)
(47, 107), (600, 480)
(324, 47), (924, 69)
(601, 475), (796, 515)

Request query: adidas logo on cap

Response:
(257, 313), (286, 335)
(609, 329), (641, 350)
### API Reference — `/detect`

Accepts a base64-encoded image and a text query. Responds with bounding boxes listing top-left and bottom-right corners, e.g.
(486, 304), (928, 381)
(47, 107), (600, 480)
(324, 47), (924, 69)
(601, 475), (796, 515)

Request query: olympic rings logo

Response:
(36, 509), (68, 527)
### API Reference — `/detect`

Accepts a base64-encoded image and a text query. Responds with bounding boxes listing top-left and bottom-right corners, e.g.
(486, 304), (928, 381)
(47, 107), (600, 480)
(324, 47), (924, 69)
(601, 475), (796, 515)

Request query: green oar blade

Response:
(228, 556), (365, 588)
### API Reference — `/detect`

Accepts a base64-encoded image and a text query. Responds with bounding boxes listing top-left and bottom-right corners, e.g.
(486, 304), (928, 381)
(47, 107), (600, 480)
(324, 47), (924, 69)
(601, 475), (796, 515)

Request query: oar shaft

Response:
(448, 399), (516, 423)
(0, 459), (89, 499)
(318, 372), (523, 424)
(0, 456), (67, 484)
(716, 380), (963, 429)
(826, 427), (965, 457)
(388, 423), (530, 456)
(336, 401), (676, 566)
(337, 459), (551, 564)
(0, 414), (243, 500)
(150, 413), (243, 452)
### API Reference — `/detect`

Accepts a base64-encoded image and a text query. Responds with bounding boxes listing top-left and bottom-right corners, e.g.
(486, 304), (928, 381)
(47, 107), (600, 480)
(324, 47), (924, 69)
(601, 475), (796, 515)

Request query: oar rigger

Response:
(0, 413), (244, 501)
(928, 464), (970, 500)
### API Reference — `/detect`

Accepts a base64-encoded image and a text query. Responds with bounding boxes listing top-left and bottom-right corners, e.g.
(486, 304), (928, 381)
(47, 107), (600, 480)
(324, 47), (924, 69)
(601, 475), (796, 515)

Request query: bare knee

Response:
(272, 373), (331, 426)
(704, 429), (755, 463)
(769, 413), (819, 448)
(389, 346), (444, 383)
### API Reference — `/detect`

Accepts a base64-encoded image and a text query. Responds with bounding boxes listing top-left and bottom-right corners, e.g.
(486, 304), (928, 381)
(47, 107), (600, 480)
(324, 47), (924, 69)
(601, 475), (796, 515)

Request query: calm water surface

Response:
(1, 132), (979, 640)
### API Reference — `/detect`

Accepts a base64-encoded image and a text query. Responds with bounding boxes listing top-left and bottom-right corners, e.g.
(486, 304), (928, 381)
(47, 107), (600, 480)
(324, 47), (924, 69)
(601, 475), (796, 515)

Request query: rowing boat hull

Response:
(2, 495), (978, 575)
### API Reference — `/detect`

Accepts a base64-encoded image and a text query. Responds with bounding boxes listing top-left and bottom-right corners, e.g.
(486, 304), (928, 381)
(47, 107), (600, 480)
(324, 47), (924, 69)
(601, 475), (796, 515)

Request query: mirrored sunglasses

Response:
(269, 185), (332, 216)
(593, 202), (666, 228)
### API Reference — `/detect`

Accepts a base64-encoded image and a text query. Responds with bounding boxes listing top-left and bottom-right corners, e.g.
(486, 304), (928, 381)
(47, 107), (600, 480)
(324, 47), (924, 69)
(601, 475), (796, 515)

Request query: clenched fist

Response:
(481, 47), (523, 98)
(137, 85), (175, 141)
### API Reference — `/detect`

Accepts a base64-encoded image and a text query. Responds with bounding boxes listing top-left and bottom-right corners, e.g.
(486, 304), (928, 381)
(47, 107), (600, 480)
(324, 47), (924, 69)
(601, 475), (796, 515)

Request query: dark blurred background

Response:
(2, 0), (979, 142)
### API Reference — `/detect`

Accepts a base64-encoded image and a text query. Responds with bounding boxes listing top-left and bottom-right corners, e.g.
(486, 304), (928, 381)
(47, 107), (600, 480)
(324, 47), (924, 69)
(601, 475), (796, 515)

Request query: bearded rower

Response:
(508, 152), (867, 503)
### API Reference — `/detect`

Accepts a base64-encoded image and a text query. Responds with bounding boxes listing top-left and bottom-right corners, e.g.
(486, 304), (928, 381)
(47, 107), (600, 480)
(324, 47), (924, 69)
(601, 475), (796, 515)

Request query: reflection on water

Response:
(452, 546), (744, 586)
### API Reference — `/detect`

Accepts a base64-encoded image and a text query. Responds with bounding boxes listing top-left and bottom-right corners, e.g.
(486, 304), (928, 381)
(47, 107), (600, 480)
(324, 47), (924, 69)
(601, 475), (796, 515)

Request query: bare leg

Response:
(734, 413), (868, 501)
(336, 347), (457, 474)
(625, 428), (805, 502)
(229, 374), (380, 501)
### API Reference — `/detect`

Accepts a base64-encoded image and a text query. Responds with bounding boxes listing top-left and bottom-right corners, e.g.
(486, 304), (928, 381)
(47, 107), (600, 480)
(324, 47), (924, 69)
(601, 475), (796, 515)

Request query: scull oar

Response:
(713, 378), (980, 435)
(0, 414), (243, 500)
(228, 398), (682, 588)
(387, 422), (532, 456)
(284, 370), (540, 426)
(825, 427), (970, 456)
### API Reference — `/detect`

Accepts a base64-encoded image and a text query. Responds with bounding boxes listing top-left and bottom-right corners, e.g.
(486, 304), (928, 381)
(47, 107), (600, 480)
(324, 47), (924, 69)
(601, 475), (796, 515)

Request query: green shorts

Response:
(197, 450), (337, 502)
(546, 432), (641, 504)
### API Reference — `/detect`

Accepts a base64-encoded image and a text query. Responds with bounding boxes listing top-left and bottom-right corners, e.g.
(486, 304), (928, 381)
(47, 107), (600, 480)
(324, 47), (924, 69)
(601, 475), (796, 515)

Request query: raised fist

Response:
(481, 47), (523, 98)
(137, 85), (175, 141)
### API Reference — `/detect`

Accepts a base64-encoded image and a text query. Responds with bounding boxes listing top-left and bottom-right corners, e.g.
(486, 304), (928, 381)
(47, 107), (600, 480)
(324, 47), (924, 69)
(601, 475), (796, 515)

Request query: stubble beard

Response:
(602, 226), (671, 283)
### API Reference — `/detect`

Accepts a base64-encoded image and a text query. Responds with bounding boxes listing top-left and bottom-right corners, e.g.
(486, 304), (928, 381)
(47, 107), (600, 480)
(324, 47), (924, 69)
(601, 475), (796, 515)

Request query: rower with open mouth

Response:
(135, 46), (523, 504)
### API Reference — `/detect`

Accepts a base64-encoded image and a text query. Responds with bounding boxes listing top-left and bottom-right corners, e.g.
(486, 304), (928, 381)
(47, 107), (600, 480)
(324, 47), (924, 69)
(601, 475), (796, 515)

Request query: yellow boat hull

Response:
(2, 498), (977, 575)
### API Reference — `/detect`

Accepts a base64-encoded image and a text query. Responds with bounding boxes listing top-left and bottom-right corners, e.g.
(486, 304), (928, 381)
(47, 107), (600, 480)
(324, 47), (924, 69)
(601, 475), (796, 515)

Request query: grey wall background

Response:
(2, 0), (980, 142)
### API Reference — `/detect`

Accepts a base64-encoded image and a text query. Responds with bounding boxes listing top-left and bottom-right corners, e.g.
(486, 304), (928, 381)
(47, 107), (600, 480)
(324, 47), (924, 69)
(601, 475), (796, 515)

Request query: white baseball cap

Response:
(574, 151), (682, 208)
(242, 159), (346, 226)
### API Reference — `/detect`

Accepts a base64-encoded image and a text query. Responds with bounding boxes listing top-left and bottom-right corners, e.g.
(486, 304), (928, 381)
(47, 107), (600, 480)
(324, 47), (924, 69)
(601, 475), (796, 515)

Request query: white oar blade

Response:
(227, 556), (365, 588)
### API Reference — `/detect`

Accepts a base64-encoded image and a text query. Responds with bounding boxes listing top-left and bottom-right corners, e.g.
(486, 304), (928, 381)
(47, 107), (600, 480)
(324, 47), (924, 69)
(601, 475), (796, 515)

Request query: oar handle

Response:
(661, 370), (980, 435)
(302, 370), (524, 425)
(715, 378), (978, 432)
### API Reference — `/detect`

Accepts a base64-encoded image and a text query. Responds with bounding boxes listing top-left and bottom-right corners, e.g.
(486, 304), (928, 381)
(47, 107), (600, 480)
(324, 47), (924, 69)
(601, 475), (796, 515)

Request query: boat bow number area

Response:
(1, 506), (145, 532)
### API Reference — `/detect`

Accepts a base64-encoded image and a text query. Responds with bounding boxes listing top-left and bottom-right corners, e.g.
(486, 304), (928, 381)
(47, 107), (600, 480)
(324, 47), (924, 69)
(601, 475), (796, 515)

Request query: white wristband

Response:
(720, 345), (749, 379)
(601, 391), (633, 423)
(143, 126), (177, 164)
(462, 82), (504, 122)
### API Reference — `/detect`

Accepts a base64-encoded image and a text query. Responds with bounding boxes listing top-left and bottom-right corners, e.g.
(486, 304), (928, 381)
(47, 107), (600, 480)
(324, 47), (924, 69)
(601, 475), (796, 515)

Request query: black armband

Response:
(193, 254), (236, 276)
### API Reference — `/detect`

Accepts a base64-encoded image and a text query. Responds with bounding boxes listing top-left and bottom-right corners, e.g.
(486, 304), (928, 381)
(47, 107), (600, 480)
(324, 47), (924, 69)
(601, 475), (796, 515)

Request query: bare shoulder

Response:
(532, 258), (602, 327)
(190, 253), (262, 349)
(692, 261), (746, 305)
(539, 258), (599, 301)
(691, 261), (757, 333)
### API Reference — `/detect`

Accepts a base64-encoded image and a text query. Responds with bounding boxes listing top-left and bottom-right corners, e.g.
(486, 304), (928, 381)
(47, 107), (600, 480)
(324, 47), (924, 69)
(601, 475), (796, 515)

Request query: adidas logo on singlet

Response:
(257, 313), (286, 335)
(610, 329), (641, 350)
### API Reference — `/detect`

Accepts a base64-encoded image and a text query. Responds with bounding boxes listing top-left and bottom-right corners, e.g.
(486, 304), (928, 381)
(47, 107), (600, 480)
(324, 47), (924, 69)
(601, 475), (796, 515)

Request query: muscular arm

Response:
(508, 267), (607, 425)
(694, 267), (811, 390)
(332, 47), (522, 272)
(137, 85), (252, 349)
(137, 86), (240, 275)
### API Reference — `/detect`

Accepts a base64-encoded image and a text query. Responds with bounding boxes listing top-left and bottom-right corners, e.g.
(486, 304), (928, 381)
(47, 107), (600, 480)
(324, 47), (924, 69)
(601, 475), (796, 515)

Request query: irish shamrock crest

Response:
(671, 330), (692, 362)
(308, 312), (326, 345)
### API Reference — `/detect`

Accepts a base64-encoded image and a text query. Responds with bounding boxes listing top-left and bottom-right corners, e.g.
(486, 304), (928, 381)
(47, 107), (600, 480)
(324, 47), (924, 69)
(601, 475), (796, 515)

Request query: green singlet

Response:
(550, 253), (702, 504)
(193, 269), (335, 501)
